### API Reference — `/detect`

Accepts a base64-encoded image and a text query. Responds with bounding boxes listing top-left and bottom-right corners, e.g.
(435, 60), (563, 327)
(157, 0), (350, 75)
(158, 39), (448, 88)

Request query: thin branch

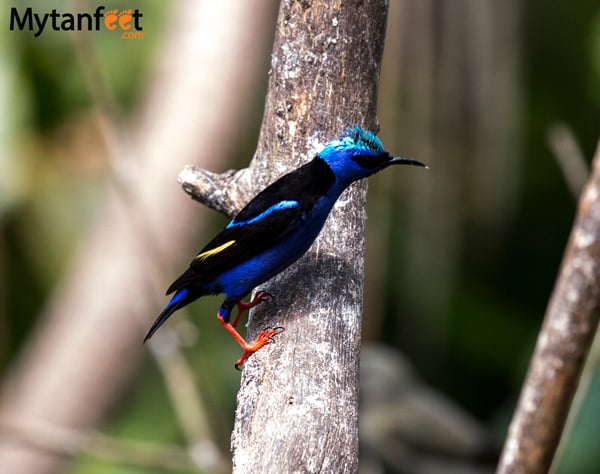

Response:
(497, 139), (600, 474)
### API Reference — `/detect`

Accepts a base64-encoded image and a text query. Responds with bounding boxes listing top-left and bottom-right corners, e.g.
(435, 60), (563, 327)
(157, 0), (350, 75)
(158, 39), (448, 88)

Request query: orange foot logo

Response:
(104, 9), (134, 31)
(104, 9), (118, 30)
(118, 9), (133, 30)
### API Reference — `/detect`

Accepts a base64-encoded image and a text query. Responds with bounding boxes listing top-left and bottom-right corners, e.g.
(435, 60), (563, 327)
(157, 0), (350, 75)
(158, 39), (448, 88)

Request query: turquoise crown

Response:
(328, 125), (385, 154)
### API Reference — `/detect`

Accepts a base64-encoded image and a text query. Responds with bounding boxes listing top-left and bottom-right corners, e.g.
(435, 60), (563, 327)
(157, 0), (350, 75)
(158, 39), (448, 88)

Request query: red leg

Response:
(232, 291), (272, 327)
(217, 312), (282, 369)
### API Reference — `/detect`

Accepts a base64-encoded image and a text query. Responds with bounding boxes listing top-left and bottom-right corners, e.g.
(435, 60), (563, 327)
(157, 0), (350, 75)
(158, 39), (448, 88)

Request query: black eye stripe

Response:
(352, 153), (390, 169)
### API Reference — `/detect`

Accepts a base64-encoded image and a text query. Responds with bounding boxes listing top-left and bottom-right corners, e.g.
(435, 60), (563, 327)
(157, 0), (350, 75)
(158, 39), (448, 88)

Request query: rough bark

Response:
(497, 140), (600, 473)
(181, 0), (389, 472)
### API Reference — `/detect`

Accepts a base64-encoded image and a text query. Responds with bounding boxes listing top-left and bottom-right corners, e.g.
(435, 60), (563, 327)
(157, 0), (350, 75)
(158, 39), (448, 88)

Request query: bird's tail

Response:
(143, 288), (192, 342)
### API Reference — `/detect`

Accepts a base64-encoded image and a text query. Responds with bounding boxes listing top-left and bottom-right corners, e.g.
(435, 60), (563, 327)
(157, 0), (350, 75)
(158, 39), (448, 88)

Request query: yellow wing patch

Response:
(195, 240), (235, 261)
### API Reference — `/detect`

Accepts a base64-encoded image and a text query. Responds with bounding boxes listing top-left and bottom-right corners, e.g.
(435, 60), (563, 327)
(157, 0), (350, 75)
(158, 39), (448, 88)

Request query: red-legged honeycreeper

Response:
(144, 126), (426, 367)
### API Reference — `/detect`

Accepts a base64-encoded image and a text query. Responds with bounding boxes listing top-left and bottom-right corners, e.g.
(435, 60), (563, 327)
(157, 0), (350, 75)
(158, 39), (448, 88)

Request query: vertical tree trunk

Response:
(181, 1), (390, 472)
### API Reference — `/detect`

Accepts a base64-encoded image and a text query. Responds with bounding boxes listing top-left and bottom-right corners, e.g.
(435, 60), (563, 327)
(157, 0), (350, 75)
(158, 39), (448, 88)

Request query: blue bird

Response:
(144, 126), (425, 367)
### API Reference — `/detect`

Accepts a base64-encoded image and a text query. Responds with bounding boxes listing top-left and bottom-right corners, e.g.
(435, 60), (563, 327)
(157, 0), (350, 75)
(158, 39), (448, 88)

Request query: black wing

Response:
(233, 156), (335, 223)
(166, 156), (335, 295)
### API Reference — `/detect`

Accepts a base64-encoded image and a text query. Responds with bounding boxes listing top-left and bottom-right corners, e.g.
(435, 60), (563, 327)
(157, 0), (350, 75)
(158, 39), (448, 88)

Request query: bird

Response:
(144, 125), (426, 367)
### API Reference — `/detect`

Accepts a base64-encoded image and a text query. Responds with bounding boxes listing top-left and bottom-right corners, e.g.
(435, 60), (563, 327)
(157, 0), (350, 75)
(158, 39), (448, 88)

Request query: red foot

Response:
(217, 313), (284, 369)
(232, 291), (272, 327)
(234, 328), (283, 369)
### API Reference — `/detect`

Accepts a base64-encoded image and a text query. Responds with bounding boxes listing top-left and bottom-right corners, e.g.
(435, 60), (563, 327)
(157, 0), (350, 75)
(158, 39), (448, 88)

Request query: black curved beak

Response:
(388, 155), (428, 168)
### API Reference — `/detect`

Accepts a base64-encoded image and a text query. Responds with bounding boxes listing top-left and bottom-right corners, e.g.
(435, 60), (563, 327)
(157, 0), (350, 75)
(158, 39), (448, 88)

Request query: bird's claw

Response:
(267, 326), (285, 343)
(233, 325), (285, 369)
(255, 290), (274, 303)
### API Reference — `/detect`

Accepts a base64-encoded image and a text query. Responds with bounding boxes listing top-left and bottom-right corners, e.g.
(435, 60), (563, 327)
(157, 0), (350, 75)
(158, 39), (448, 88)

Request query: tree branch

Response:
(497, 140), (600, 473)
(180, 0), (390, 471)
(178, 165), (252, 218)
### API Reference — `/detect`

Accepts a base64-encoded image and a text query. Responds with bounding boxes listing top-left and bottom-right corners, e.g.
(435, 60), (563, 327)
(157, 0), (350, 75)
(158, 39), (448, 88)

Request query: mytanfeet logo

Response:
(9, 5), (144, 40)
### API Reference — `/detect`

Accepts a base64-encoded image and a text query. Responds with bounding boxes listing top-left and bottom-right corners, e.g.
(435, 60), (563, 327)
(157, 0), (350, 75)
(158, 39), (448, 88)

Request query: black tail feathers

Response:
(143, 288), (191, 342)
(143, 306), (176, 342)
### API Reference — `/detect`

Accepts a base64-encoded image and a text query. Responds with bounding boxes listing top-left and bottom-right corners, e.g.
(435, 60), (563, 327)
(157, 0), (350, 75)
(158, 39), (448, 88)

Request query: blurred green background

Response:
(1, 0), (600, 473)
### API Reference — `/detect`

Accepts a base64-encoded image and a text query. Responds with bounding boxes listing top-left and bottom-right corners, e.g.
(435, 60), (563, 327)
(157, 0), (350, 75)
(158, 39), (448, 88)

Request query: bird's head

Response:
(317, 126), (425, 184)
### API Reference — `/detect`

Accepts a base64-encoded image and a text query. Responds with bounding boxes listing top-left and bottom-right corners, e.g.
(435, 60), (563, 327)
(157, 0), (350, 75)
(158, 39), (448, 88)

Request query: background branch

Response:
(497, 140), (600, 473)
